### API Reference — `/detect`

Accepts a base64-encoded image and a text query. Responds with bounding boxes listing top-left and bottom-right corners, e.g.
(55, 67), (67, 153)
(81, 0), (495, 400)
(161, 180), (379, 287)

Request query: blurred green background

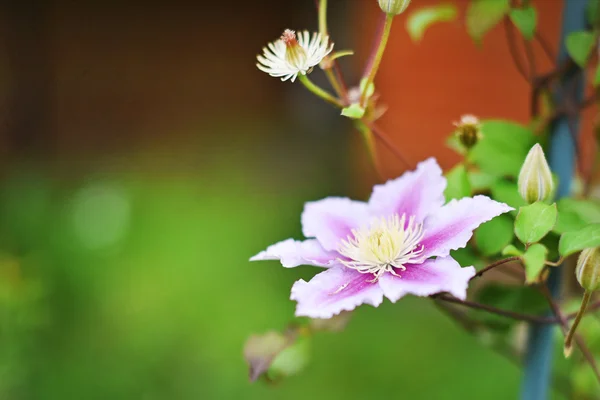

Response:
(0, 1), (533, 399)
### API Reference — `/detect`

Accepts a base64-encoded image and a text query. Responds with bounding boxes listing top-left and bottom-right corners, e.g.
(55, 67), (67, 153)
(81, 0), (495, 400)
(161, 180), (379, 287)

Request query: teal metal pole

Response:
(520, 1), (587, 399)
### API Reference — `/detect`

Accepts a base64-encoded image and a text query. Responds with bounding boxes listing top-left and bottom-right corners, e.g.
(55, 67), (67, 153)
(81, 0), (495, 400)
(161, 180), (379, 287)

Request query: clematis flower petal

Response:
(301, 197), (370, 251)
(379, 257), (475, 301)
(420, 195), (513, 258)
(368, 158), (446, 223)
(250, 239), (338, 268)
(291, 266), (383, 318)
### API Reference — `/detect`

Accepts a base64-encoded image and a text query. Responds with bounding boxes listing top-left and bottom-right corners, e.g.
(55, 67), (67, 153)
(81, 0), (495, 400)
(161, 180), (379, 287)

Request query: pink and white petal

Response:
(379, 257), (475, 302)
(250, 239), (338, 268)
(291, 266), (383, 318)
(420, 195), (513, 258)
(368, 158), (446, 223)
(301, 197), (370, 251)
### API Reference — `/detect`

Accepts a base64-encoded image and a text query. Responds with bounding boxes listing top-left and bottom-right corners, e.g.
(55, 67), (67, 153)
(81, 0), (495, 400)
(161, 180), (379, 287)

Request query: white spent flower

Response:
(256, 30), (333, 82)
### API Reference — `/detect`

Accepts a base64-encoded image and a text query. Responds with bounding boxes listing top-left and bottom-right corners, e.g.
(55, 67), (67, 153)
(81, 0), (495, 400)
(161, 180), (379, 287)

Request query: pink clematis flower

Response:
(251, 158), (513, 319)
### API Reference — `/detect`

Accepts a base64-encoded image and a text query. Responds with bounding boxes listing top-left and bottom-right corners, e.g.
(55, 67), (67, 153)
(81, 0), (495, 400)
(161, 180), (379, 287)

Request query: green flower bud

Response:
(453, 114), (482, 149)
(576, 247), (600, 292)
(518, 144), (554, 204)
(378, 0), (411, 15)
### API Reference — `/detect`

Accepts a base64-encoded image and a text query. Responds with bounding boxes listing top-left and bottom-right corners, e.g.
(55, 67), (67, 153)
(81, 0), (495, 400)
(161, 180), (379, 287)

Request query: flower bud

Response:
(378, 0), (411, 15)
(453, 114), (482, 149)
(518, 144), (554, 204)
(576, 247), (600, 292)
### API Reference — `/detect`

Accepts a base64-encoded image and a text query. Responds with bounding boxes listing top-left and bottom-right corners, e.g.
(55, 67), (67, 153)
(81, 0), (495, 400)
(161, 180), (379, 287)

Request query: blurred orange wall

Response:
(356, 0), (596, 178)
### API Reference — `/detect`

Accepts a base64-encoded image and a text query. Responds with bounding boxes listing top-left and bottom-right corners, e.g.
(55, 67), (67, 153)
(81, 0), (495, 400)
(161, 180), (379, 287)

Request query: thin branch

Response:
(523, 38), (537, 81)
(534, 31), (557, 65)
(362, 14), (387, 78)
(539, 285), (600, 383)
(503, 17), (530, 83)
(471, 257), (521, 281)
(434, 294), (557, 324)
(367, 123), (411, 168)
(313, 0), (348, 103)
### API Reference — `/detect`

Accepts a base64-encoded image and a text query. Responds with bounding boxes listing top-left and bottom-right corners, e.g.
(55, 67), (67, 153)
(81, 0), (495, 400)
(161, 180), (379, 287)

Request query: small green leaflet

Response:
(522, 243), (548, 284)
(514, 202), (557, 244)
(565, 31), (595, 68)
(509, 7), (537, 40)
(559, 223), (600, 257)
(341, 104), (365, 119)
(466, 0), (510, 44)
(406, 4), (458, 42)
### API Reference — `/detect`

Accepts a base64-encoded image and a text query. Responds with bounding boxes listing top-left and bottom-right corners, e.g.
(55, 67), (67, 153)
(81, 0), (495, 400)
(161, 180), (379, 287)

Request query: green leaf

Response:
(406, 4), (458, 42)
(469, 120), (537, 177)
(341, 104), (365, 119)
(559, 223), (600, 257)
(466, 0), (510, 44)
(522, 243), (547, 284)
(514, 202), (557, 244)
(554, 198), (600, 234)
(475, 214), (514, 256)
(491, 180), (527, 216)
(509, 7), (537, 40)
(268, 336), (310, 381)
(445, 164), (471, 201)
(565, 31), (595, 68)
(502, 244), (523, 257)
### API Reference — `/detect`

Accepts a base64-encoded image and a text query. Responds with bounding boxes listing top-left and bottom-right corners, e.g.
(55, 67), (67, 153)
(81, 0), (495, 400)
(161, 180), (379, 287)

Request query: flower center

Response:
(281, 29), (307, 69)
(337, 214), (425, 282)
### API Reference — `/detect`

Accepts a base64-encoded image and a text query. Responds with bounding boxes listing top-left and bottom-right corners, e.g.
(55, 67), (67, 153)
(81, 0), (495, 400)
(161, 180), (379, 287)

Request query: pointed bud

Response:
(453, 114), (482, 149)
(378, 0), (411, 15)
(518, 144), (554, 204)
(576, 247), (600, 292)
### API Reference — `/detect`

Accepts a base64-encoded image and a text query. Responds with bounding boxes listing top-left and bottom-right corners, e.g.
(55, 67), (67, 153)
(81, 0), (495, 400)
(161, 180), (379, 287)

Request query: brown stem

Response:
(362, 14), (387, 78)
(534, 31), (557, 64)
(367, 123), (411, 168)
(564, 290), (592, 357)
(470, 257), (520, 281)
(332, 63), (349, 103)
(503, 17), (530, 83)
(435, 294), (557, 324)
(539, 285), (600, 383)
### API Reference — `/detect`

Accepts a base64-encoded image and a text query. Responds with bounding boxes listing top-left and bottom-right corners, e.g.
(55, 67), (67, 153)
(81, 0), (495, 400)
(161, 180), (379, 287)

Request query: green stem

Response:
(564, 290), (593, 357)
(324, 68), (344, 100)
(360, 14), (394, 106)
(319, 0), (328, 37)
(298, 75), (343, 108)
(354, 120), (378, 169)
